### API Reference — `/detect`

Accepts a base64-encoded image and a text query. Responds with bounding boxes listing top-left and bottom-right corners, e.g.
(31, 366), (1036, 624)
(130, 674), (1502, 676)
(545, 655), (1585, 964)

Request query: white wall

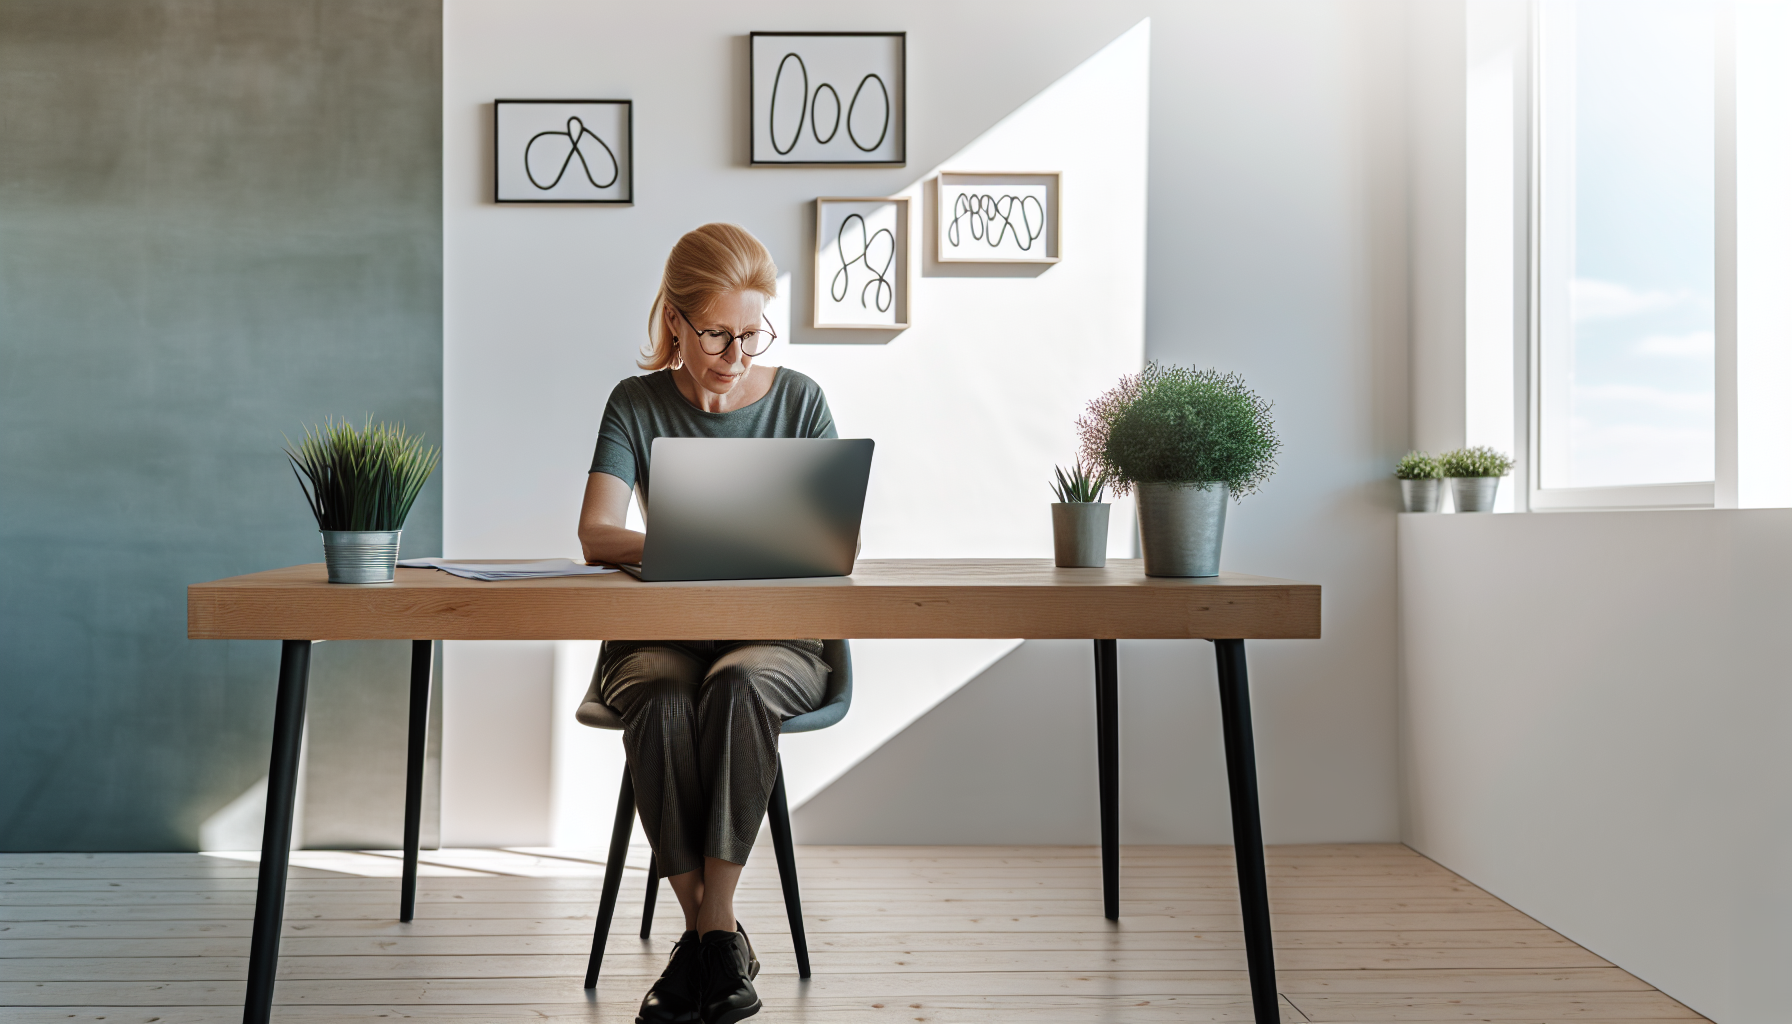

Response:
(443, 0), (1412, 849)
(441, 0), (1157, 844)
(799, 0), (1411, 844)
(441, 0), (1413, 847)
(1463, 0), (1525, 512)
(1129, 0), (1407, 842)
(441, 640), (553, 847)
(1408, 0), (1468, 458)
(1400, 510), (1792, 1023)
(1733, 0), (1792, 508)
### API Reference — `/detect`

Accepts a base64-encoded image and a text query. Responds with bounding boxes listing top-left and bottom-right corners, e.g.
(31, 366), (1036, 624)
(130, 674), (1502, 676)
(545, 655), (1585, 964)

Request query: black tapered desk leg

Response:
(400, 639), (433, 923)
(1092, 639), (1120, 921)
(1213, 639), (1279, 1024)
(243, 640), (313, 1024)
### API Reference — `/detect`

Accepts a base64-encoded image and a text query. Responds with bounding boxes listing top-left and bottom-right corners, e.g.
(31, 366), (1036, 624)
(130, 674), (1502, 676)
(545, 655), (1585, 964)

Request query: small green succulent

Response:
(1438, 446), (1514, 478)
(1050, 461), (1109, 503)
(1394, 451), (1442, 480)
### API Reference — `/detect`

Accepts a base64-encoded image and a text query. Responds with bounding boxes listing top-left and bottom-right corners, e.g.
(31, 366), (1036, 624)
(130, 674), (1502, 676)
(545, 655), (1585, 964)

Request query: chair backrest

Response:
(781, 639), (851, 734)
(575, 640), (852, 735)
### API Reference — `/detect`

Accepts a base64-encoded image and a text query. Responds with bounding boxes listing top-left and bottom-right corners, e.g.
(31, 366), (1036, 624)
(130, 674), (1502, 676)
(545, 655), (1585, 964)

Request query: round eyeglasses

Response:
(676, 307), (777, 357)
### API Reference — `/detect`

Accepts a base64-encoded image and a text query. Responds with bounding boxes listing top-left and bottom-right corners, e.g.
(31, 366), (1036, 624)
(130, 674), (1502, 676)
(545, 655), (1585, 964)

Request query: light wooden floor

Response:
(0, 844), (1705, 1023)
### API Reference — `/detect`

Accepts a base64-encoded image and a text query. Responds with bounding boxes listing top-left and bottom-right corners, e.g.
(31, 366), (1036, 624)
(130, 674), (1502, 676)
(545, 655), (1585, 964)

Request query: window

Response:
(1535, 0), (1716, 505)
(1524, 0), (1792, 510)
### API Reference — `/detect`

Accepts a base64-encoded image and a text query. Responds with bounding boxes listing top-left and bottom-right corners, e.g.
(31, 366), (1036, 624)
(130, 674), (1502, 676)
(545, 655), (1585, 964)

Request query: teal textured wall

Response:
(0, 0), (442, 850)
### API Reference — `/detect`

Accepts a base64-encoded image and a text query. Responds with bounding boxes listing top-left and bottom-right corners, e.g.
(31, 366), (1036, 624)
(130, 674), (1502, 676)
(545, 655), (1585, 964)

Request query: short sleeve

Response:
(797, 375), (838, 438)
(589, 381), (640, 487)
(809, 392), (838, 439)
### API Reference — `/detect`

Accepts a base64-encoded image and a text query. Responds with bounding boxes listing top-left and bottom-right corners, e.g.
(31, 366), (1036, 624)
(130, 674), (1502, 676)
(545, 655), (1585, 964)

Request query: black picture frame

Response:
(750, 32), (906, 167)
(494, 99), (634, 205)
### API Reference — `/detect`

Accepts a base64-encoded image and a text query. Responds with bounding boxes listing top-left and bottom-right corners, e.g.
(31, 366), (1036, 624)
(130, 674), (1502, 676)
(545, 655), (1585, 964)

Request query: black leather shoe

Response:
(636, 929), (703, 1024)
(737, 922), (760, 980)
(698, 926), (761, 1024)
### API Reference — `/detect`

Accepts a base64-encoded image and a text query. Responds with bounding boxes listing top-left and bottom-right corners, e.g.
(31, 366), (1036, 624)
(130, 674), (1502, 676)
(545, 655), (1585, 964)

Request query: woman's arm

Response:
(578, 472), (645, 565)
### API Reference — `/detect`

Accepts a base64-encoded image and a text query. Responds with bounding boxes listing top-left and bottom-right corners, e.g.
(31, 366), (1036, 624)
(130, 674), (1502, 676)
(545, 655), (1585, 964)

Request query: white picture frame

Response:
(752, 33), (906, 166)
(494, 100), (633, 204)
(936, 171), (1062, 264)
(814, 196), (910, 329)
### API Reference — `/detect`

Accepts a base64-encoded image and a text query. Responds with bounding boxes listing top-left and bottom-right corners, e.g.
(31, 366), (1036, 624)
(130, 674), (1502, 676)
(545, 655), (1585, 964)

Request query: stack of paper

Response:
(397, 558), (619, 581)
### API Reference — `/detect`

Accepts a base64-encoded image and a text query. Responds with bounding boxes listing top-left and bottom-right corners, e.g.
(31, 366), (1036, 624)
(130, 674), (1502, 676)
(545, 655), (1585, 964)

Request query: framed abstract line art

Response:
(752, 32), (906, 166)
(936, 171), (1061, 264)
(814, 197), (910, 329)
(494, 100), (633, 204)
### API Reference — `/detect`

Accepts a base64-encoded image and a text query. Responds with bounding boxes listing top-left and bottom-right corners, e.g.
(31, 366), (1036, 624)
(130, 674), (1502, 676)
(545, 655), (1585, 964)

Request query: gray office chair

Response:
(575, 639), (852, 987)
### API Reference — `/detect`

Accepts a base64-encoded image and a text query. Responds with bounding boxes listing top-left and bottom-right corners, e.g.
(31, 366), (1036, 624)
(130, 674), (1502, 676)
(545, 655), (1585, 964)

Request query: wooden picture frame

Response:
(494, 99), (634, 204)
(814, 196), (911, 329)
(751, 32), (906, 166)
(936, 171), (1061, 264)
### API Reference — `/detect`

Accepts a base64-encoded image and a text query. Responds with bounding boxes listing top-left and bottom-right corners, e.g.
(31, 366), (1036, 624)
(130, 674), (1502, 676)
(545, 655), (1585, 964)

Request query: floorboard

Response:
(0, 845), (1706, 1023)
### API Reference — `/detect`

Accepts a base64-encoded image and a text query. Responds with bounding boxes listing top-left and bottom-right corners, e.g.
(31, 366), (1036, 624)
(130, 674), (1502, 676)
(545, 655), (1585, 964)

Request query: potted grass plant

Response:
(1438, 445), (1513, 513)
(287, 418), (440, 583)
(1078, 364), (1280, 577)
(1049, 461), (1110, 568)
(1395, 451), (1444, 512)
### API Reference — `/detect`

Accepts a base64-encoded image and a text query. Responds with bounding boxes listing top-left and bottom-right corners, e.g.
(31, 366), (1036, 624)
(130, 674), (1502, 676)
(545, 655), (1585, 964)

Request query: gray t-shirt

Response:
(589, 367), (838, 506)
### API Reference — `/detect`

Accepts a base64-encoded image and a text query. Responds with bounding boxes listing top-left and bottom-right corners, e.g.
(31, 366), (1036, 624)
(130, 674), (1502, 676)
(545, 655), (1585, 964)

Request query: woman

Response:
(577, 223), (835, 1024)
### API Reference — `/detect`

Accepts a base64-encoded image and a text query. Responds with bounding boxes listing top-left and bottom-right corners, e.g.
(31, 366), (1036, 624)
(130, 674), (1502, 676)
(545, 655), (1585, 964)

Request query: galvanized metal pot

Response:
(1450, 477), (1500, 513)
(1135, 481), (1228, 577)
(1051, 503), (1110, 568)
(321, 530), (402, 583)
(1400, 478), (1442, 513)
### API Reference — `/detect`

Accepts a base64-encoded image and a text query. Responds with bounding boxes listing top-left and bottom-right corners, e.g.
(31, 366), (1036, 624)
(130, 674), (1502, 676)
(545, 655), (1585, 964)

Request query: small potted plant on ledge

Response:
(1395, 451), (1443, 512)
(1078, 363), (1280, 577)
(1438, 445), (1513, 513)
(287, 418), (439, 583)
(1049, 461), (1110, 568)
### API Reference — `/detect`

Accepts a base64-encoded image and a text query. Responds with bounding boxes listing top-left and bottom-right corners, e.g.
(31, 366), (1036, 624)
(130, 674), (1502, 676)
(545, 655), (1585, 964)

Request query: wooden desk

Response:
(189, 559), (1320, 1024)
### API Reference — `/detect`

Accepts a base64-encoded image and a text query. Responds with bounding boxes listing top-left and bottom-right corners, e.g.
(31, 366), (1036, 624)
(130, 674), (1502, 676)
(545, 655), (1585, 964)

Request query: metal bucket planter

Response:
(1400, 478), (1442, 513)
(1136, 481), (1228, 577)
(321, 530), (402, 583)
(1450, 477), (1500, 513)
(1051, 503), (1110, 568)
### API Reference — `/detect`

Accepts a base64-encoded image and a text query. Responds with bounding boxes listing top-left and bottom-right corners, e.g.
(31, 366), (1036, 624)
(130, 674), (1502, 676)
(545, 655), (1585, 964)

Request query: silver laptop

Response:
(618, 437), (875, 582)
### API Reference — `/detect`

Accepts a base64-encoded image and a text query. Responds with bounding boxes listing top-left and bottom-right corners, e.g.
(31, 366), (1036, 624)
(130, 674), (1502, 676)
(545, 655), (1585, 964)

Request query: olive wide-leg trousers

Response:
(590, 641), (829, 879)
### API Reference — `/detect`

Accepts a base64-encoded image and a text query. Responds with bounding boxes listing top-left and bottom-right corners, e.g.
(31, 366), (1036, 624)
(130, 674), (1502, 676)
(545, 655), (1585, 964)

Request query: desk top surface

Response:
(187, 559), (1321, 641)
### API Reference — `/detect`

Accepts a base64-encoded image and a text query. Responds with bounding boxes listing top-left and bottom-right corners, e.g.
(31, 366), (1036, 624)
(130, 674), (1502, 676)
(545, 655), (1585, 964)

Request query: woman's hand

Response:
(579, 472), (645, 565)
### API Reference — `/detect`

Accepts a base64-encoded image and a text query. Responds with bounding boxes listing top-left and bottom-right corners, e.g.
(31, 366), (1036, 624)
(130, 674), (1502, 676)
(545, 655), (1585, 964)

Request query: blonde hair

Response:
(641, 223), (778, 371)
